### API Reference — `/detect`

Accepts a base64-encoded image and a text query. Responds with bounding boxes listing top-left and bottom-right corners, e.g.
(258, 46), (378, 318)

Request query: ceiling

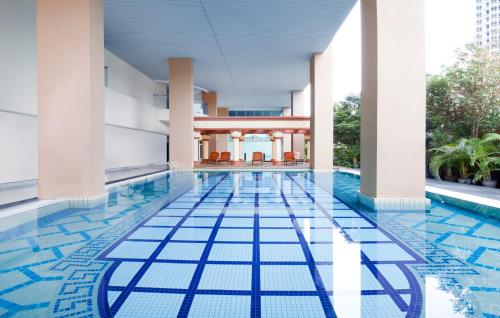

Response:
(104, 0), (356, 109)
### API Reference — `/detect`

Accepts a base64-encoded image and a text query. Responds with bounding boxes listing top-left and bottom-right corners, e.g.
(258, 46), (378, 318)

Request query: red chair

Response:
(218, 152), (231, 165)
(284, 152), (296, 165)
(208, 152), (219, 164)
(252, 152), (264, 165)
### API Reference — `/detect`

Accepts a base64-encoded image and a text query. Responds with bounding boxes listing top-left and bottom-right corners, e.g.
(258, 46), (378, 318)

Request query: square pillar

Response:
(283, 107), (292, 152)
(202, 91), (217, 152)
(168, 58), (194, 169)
(310, 43), (334, 171)
(292, 90), (306, 156)
(359, 0), (429, 210)
(216, 107), (229, 152)
(37, 0), (105, 201)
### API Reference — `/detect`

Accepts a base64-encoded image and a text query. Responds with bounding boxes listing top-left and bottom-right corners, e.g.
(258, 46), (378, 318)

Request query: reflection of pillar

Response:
(201, 135), (210, 161)
(305, 135), (311, 162)
(233, 172), (240, 196)
(239, 136), (245, 161)
(193, 131), (201, 165)
(230, 131), (243, 165)
(273, 173), (282, 195)
(272, 131), (284, 165)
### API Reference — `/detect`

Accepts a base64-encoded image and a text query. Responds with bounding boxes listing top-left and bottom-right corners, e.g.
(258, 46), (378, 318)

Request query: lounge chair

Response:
(208, 152), (219, 164)
(252, 152), (263, 165)
(294, 151), (305, 165)
(218, 152), (231, 165)
(284, 152), (296, 165)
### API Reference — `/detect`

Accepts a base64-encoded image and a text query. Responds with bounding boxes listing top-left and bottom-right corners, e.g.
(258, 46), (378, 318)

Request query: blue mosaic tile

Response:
(260, 229), (299, 242)
(188, 295), (251, 318)
(261, 296), (326, 318)
(208, 243), (253, 262)
(157, 242), (206, 261)
(144, 216), (183, 227)
(137, 263), (197, 289)
(215, 228), (254, 242)
(115, 292), (185, 318)
(334, 217), (374, 228)
(109, 262), (143, 286)
(220, 217), (254, 228)
(260, 244), (306, 262)
(260, 265), (316, 291)
(259, 218), (294, 228)
(127, 227), (172, 240)
(343, 228), (391, 242)
(171, 228), (213, 241)
(182, 217), (218, 227)
(198, 264), (252, 290)
(361, 243), (415, 262)
(106, 241), (160, 259)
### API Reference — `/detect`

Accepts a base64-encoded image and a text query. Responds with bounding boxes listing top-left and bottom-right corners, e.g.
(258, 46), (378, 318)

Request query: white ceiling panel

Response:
(104, 0), (356, 108)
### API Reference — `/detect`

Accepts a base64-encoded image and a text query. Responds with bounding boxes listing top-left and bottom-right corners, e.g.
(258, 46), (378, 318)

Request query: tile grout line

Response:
(251, 172), (261, 317)
(108, 173), (230, 316)
(177, 176), (234, 318)
(276, 174), (337, 318)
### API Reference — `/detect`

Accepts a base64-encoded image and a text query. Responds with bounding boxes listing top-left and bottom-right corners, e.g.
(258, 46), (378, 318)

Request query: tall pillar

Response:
(230, 131), (243, 166)
(202, 135), (210, 161)
(271, 137), (276, 162)
(37, 0), (105, 202)
(292, 90), (306, 156)
(202, 91), (217, 152)
(359, 0), (429, 210)
(305, 135), (311, 162)
(272, 131), (284, 164)
(193, 132), (201, 165)
(216, 107), (229, 152)
(239, 136), (245, 161)
(169, 57), (194, 169)
(283, 107), (292, 152)
(310, 43), (334, 171)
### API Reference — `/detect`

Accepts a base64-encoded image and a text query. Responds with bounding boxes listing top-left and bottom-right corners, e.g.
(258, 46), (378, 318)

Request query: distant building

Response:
(476, 0), (500, 53)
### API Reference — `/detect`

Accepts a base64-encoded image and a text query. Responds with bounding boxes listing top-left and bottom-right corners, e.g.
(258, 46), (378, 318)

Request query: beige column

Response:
(168, 58), (194, 169)
(271, 137), (276, 162)
(239, 136), (245, 161)
(359, 0), (429, 210)
(193, 132), (201, 165)
(310, 43), (334, 171)
(37, 0), (105, 202)
(305, 135), (311, 162)
(201, 135), (210, 161)
(216, 107), (229, 152)
(283, 107), (292, 152)
(272, 131), (284, 164)
(292, 90), (306, 156)
(202, 91), (217, 152)
(230, 131), (243, 166)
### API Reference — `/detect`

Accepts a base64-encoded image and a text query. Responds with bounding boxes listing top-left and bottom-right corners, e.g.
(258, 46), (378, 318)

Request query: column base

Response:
(65, 193), (107, 209)
(358, 192), (430, 211)
(232, 160), (244, 166)
(272, 160), (282, 166)
(194, 161), (201, 167)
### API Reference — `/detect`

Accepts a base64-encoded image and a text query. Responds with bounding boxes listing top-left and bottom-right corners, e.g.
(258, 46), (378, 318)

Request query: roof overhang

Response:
(104, 0), (356, 108)
(194, 116), (310, 135)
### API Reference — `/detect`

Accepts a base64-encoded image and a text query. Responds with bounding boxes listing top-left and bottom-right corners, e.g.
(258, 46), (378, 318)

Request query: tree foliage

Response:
(333, 95), (360, 167)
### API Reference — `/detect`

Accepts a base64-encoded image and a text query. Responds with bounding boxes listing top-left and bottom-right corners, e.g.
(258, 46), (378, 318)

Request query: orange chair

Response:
(208, 152), (219, 164)
(252, 152), (264, 165)
(218, 152), (231, 165)
(284, 152), (296, 165)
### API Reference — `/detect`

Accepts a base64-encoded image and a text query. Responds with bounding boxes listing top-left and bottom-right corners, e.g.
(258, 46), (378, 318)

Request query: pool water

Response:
(0, 171), (498, 317)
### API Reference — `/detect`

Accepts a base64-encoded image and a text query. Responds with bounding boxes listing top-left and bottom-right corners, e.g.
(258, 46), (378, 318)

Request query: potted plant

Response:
(430, 139), (474, 183)
(470, 133), (500, 188)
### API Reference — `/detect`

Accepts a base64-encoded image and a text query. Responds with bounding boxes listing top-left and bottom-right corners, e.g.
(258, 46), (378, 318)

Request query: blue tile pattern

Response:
(0, 171), (498, 317)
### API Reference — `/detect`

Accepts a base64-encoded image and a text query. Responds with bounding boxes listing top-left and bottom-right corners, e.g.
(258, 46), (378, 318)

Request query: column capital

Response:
(230, 130), (242, 139)
(193, 131), (201, 139)
(272, 131), (284, 139)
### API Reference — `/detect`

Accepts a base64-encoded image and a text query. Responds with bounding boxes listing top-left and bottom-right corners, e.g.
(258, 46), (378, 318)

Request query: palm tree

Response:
(430, 133), (500, 182)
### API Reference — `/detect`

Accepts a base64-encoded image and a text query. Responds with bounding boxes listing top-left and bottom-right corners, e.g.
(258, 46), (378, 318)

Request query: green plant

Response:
(470, 133), (500, 182)
(430, 139), (475, 180)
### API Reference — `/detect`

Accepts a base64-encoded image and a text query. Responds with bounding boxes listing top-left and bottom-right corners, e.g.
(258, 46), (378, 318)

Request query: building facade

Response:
(476, 0), (500, 53)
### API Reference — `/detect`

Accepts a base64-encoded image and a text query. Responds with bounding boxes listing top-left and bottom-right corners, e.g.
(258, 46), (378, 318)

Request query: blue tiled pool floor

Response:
(1, 171), (499, 317)
(98, 172), (426, 318)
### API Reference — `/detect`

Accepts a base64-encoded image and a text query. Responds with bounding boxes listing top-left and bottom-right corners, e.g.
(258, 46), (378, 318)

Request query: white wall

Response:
(0, 0), (168, 183)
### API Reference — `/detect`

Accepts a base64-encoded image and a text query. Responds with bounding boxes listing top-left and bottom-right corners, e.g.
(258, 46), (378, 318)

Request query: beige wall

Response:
(168, 58), (194, 169)
(37, 0), (105, 199)
(360, 0), (426, 200)
(310, 43), (334, 170)
(216, 107), (229, 152)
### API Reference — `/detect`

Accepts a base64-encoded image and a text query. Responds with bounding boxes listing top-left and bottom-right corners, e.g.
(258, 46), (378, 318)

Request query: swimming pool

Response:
(0, 171), (498, 317)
